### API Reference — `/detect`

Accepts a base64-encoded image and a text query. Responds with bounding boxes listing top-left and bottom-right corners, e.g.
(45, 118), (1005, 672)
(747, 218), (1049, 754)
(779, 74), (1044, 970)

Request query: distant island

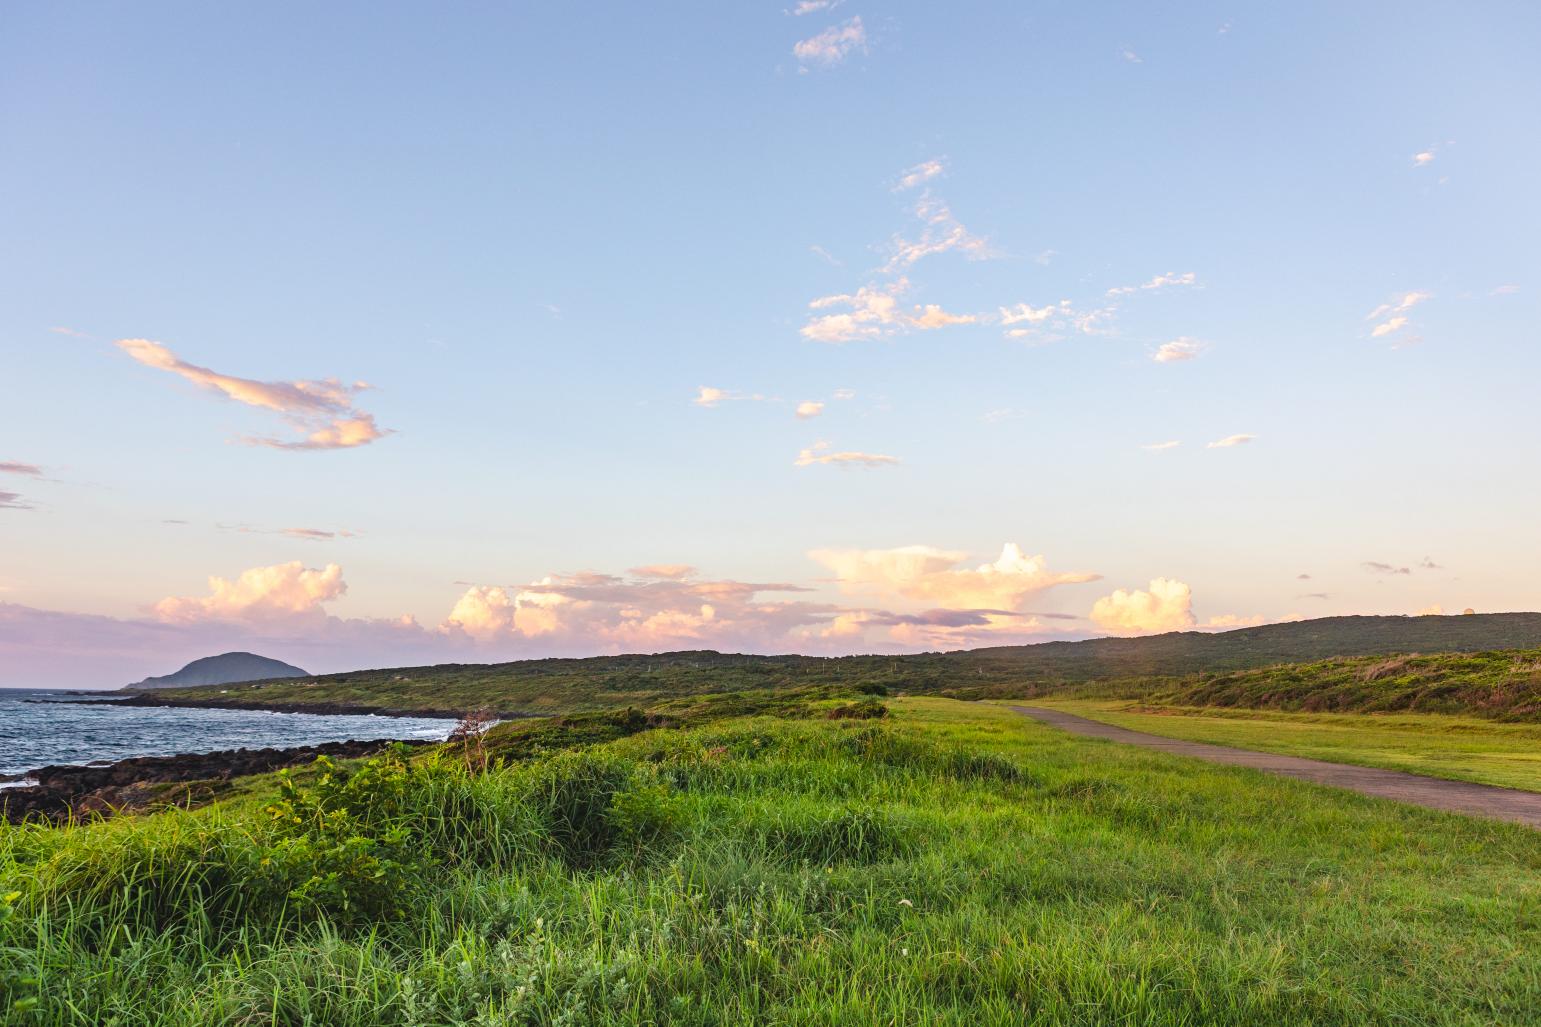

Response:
(123, 652), (309, 690)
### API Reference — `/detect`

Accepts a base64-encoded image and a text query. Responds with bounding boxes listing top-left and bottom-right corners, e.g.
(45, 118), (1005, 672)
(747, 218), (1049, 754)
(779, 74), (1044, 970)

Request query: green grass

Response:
(1026, 699), (1541, 793)
(4, 694), (1539, 1025)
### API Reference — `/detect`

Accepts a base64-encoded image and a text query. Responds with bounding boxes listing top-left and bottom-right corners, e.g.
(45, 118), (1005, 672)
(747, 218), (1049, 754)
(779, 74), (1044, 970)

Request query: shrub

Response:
(258, 745), (427, 924)
(522, 752), (682, 867)
(826, 699), (889, 720)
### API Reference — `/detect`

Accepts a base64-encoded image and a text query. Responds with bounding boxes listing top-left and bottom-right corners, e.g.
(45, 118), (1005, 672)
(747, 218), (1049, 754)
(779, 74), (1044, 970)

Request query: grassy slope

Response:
(1029, 699), (1541, 792)
(134, 613), (1541, 718)
(3, 695), (1539, 1025)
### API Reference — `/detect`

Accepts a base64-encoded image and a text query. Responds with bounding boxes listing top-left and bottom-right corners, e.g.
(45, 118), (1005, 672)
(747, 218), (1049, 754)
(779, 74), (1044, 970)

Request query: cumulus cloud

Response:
(1413, 150), (1435, 166)
(794, 441), (898, 468)
(795, 401), (825, 419)
(1207, 433), (1255, 448)
(793, 16), (866, 67)
(1089, 578), (1196, 635)
(910, 304), (978, 329)
(153, 561), (347, 623)
(693, 386), (728, 407)
(1106, 271), (1196, 297)
(117, 339), (389, 451)
(0, 462), (43, 477)
(802, 279), (909, 343)
(1153, 338), (1204, 363)
(811, 543), (1098, 611)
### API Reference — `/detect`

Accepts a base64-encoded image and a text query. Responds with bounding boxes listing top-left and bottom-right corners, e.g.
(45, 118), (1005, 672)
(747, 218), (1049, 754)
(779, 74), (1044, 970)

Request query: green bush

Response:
(522, 752), (683, 867)
(258, 745), (429, 924)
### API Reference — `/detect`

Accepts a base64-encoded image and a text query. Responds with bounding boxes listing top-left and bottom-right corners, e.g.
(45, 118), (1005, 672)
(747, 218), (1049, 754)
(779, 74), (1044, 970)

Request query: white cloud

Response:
(809, 244), (843, 266)
(789, 0), (839, 14)
(1141, 440), (1180, 451)
(1106, 271), (1197, 297)
(811, 542), (1098, 610)
(1490, 284), (1519, 296)
(793, 16), (866, 67)
(0, 462), (43, 477)
(153, 562), (347, 624)
(693, 386), (728, 407)
(832, 388), (856, 400)
(1090, 577), (1196, 635)
(883, 195), (993, 272)
(1120, 47), (1143, 64)
(795, 400), (825, 419)
(1206, 434), (1256, 448)
(794, 441), (898, 468)
(895, 159), (945, 192)
(999, 301), (1067, 326)
(802, 279), (909, 343)
(117, 339), (389, 451)
(1413, 150), (1435, 166)
(1153, 338), (1204, 363)
(1369, 316), (1408, 338)
(1366, 291), (1430, 321)
(910, 304), (978, 329)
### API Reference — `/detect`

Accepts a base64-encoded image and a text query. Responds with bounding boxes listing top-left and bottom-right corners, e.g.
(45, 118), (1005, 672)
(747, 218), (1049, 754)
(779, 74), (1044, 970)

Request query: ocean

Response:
(0, 688), (457, 780)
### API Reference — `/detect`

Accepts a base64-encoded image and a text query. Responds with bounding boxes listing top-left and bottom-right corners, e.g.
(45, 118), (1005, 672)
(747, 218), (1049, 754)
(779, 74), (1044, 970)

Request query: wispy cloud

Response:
(1369, 316), (1408, 338)
(809, 244), (843, 266)
(1363, 561), (1411, 576)
(117, 339), (389, 451)
(49, 326), (91, 339)
(0, 491), (33, 510)
(883, 194), (993, 272)
(1120, 47), (1143, 64)
(1153, 338), (1204, 363)
(1141, 440), (1181, 451)
(793, 16), (866, 67)
(789, 0), (840, 14)
(1365, 290), (1430, 341)
(219, 523), (359, 541)
(894, 159), (945, 192)
(0, 462), (43, 477)
(1412, 149), (1436, 166)
(794, 441), (898, 468)
(693, 386), (729, 407)
(1207, 433), (1255, 448)
(1107, 271), (1197, 297)
(1490, 284), (1519, 296)
(795, 401), (825, 419)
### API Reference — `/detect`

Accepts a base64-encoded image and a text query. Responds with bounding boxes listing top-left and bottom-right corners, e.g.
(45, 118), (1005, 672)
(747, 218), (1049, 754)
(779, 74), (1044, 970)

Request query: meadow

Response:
(3, 691), (1538, 1025)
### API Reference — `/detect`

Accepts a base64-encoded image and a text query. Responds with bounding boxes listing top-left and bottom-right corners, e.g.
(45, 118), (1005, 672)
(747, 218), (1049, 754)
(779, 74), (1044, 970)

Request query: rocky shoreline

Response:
(1, 737), (436, 823)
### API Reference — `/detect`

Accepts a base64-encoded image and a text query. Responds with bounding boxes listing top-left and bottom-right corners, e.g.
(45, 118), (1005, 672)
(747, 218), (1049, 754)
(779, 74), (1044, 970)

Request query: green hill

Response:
(137, 613), (1541, 716)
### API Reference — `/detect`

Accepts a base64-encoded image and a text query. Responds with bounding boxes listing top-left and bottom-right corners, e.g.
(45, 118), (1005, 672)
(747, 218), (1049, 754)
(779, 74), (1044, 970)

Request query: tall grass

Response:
(3, 698), (1539, 1024)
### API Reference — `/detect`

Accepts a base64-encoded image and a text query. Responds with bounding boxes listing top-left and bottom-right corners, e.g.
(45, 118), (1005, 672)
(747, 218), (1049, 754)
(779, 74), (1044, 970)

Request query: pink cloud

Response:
(117, 339), (389, 450)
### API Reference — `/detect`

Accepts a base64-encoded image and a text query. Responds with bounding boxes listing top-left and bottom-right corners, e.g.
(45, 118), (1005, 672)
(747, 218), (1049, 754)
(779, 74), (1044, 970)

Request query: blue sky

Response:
(3, 2), (1538, 686)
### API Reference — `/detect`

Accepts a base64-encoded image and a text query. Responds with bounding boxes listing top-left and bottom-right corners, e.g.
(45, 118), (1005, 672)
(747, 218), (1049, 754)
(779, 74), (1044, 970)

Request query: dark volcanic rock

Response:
(2, 737), (432, 823)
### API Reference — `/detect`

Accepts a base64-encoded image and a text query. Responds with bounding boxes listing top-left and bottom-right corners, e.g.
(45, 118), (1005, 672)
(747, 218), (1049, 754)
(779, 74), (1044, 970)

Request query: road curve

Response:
(1010, 705), (1541, 829)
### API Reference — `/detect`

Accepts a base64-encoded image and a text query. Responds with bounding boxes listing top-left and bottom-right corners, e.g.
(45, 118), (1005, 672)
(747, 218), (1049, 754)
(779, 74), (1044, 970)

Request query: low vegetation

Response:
(3, 694), (1539, 1025)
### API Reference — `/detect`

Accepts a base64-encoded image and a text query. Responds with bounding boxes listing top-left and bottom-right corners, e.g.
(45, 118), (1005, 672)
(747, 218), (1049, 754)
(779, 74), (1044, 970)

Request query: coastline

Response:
(74, 692), (536, 722)
(1, 736), (439, 823)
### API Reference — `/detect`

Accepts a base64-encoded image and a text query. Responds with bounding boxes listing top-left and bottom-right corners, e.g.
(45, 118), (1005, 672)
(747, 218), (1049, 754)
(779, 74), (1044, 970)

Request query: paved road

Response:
(1010, 705), (1541, 829)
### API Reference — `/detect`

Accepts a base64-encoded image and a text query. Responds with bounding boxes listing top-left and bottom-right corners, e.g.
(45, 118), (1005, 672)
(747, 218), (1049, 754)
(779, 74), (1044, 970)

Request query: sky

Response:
(3, 2), (1538, 688)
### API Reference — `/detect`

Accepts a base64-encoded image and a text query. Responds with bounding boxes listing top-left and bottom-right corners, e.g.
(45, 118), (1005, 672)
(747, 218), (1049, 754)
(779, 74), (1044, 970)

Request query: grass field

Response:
(3, 693), (1539, 1025)
(1013, 699), (1541, 793)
